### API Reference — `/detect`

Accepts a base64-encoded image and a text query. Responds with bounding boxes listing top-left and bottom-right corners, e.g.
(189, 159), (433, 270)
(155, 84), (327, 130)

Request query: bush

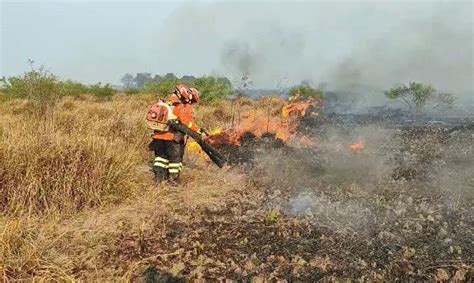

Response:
(191, 76), (234, 103)
(1, 65), (117, 109)
(88, 82), (115, 100)
(289, 84), (324, 101)
(143, 77), (179, 98)
(385, 82), (455, 114)
(124, 88), (141, 95)
(1, 67), (61, 114)
(118, 74), (235, 103)
(59, 79), (88, 97)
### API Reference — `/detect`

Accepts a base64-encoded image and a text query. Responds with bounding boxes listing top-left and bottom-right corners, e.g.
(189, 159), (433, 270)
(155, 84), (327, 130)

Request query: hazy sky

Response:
(1, 1), (180, 83)
(1, 0), (473, 92)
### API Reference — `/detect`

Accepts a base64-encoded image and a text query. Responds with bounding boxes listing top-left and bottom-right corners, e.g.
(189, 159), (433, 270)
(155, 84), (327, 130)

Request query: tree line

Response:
(119, 73), (234, 103)
(0, 62), (455, 115)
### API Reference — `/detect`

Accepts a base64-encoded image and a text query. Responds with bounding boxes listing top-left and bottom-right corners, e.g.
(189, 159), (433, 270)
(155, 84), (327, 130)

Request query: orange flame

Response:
(349, 140), (365, 151)
(282, 100), (315, 118)
(205, 98), (322, 148)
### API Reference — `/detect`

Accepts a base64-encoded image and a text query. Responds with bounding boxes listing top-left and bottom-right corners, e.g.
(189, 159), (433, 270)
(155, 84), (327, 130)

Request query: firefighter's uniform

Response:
(149, 95), (201, 182)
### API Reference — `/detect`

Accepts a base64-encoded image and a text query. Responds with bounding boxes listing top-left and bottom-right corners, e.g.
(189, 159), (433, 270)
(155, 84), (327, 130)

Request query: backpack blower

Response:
(146, 101), (226, 168)
(168, 121), (226, 168)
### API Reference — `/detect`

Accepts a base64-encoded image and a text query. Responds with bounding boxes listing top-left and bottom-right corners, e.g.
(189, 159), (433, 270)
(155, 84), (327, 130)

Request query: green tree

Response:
(134, 72), (152, 88)
(120, 73), (135, 89)
(385, 82), (455, 114)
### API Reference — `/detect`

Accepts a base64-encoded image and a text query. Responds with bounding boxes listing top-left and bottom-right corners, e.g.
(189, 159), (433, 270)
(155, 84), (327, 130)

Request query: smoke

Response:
(288, 193), (373, 231)
(254, 121), (473, 235)
(327, 2), (474, 96)
(220, 23), (307, 87)
(157, 0), (474, 242)
(157, 1), (472, 98)
(253, 124), (396, 233)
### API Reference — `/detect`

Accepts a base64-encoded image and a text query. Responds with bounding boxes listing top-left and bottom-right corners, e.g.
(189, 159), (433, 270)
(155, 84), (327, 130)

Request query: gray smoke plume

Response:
(327, 2), (473, 95)
(157, 1), (472, 99)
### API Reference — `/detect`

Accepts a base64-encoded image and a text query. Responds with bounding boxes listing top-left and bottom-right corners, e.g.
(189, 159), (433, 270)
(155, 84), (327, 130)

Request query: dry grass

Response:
(0, 95), (159, 279)
(0, 94), (245, 280)
(0, 157), (247, 280)
(0, 96), (158, 215)
(2, 94), (469, 281)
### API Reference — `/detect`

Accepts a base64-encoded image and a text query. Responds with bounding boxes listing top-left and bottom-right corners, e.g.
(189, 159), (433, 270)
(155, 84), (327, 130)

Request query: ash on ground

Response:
(245, 105), (473, 279)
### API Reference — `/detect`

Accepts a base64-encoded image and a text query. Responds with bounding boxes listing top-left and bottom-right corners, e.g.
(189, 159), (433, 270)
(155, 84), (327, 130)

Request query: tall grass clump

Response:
(0, 97), (150, 216)
(0, 218), (75, 280)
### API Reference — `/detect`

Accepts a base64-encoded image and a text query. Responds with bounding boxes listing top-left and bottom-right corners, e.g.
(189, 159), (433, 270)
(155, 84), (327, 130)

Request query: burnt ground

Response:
(109, 108), (472, 281)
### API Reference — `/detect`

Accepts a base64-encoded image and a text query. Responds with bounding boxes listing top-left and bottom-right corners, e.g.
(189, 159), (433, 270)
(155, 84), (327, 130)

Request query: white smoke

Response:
(156, 1), (473, 97)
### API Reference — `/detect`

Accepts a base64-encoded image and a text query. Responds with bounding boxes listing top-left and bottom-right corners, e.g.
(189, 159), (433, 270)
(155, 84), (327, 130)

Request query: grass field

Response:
(1, 94), (472, 281)
(0, 95), (259, 280)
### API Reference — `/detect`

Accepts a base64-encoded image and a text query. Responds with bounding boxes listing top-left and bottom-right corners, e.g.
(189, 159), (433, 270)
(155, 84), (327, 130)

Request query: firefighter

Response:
(148, 84), (205, 184)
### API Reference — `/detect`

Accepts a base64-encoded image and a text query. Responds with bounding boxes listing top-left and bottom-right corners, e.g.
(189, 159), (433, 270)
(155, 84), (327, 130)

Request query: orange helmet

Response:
(173, 84), (191, 102)
(188, 87), (200, 104)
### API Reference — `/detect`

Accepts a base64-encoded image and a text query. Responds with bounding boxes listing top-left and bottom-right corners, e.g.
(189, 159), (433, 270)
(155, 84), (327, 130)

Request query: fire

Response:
(186, 97), (322, 162)
(349, 140), (365, 151)
(187, 128), (225, 155)
(282, 100), (316, 118)
(206, 97), (322, 147)
(186, 140), (202, 154)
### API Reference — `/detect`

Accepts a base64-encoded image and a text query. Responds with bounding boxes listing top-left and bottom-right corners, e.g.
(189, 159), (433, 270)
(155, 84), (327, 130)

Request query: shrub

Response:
(143, 77), (179, 98)
(1, 65), (116, 106)
(191, 76), (234, 103)
(88, 82), (115, 100)
(124, 88), (141, 95)
(0, 76), (6, 97)
(59, 79), (88, 97)
(289, 84), (324, 101)
(385, 82), (455, 114)
(118, 74), (236, 103)
(1, 67), (61, 114)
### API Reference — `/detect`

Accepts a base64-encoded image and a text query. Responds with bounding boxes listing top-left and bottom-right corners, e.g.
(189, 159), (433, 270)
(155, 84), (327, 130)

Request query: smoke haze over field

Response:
(2, 1), (473, 96)
(158, 1), (473, 94)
